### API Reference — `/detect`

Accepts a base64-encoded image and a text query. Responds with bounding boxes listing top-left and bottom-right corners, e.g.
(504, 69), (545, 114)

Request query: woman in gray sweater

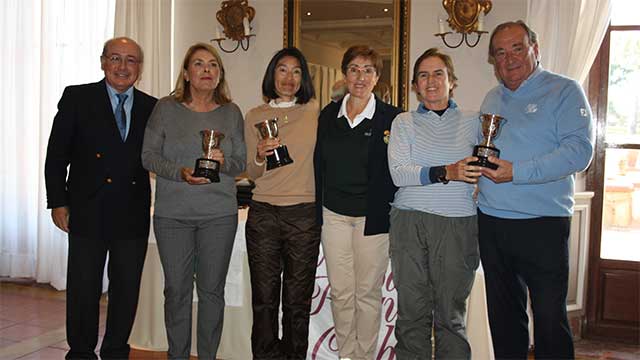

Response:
(142, 43), (246, 359)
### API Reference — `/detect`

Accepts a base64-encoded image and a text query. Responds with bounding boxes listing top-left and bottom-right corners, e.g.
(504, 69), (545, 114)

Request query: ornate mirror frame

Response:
(283, 0), (411, 110)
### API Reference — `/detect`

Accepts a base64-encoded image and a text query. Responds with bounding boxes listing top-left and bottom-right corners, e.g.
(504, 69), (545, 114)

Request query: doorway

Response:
(585, 3), (640, 343)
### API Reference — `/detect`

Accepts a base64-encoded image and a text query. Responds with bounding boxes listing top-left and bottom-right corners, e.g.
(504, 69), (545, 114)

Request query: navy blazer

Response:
(314, 96), (403, 235)
(45, 79), (157, 239)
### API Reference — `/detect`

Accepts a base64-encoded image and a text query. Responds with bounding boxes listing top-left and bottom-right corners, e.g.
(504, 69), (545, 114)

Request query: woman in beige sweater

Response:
(243, 47), (320, 360)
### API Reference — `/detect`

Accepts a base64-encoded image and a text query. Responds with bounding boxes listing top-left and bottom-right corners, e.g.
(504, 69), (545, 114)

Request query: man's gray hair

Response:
(101, 37), (144, 63)
(488, 20), (538, 63)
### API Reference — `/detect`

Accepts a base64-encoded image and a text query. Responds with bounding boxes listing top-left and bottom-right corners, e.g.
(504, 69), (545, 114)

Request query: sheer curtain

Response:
(526, 0), (612, 83)
(0, 0), (115, 289)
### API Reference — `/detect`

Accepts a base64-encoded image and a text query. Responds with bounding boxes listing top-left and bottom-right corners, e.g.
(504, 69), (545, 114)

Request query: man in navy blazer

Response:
(45, 37), (157, 360)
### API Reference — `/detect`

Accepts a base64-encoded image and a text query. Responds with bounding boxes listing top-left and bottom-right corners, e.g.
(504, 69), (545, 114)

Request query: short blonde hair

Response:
(173, 43), (231, 105)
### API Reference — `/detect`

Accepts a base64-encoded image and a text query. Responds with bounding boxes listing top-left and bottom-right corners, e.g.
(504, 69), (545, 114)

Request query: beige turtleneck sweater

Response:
(244, 99), (319, 206)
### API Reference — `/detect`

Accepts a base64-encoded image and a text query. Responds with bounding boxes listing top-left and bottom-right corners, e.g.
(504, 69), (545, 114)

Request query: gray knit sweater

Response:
(142, 96), (246, 220)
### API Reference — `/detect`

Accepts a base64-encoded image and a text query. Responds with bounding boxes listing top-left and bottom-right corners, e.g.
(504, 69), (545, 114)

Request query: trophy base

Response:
(469, 156), (499, 170)
(266, 145), (294, 171)
(193, 158), (220, 182)
(470, 145), (500, 170)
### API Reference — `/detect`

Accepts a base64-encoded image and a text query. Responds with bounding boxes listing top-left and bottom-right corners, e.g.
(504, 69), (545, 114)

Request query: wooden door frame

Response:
(585, 26), (640, 343)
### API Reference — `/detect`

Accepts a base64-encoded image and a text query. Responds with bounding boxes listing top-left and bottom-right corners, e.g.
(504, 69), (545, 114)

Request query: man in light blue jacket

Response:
(477, 20), (594, 360)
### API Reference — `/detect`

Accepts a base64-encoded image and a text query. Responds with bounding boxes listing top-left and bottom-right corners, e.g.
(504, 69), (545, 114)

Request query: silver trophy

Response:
(469, 113), (506, 170)
(193, 129), (225, 182)
(254, 118), (294, 170)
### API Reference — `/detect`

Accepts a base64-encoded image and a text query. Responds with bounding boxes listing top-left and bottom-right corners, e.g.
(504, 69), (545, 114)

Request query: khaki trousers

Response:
(321, 207), (389, 360)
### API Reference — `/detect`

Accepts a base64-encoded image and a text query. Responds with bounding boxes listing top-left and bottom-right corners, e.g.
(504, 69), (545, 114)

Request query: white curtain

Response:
(526, 0), (612, 84)
(0, 0), (115, 289)
(309, 63), (343, 109)
(114, 0), (172, 98)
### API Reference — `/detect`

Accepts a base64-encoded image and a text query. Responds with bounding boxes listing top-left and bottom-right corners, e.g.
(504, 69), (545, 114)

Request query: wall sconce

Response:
(210, 0), (256, 53)
(435, 0), (492, 48)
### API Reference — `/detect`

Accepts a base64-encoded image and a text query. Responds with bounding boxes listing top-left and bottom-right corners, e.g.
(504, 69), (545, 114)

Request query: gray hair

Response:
(488, 20), (538, 63)
(101, 37), (144, 63)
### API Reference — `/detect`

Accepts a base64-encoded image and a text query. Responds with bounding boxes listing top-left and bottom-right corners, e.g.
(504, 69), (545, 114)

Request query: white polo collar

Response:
(337, 93), (376, 128)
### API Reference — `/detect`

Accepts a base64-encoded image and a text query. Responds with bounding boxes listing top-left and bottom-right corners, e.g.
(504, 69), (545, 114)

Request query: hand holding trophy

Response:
(254, 118), (294, 170)
(469, 113), (506, 170)
(193, 129), (225, 182)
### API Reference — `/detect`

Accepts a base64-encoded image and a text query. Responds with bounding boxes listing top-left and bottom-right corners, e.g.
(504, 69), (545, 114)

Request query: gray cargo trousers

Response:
(389, 207), (479, 359)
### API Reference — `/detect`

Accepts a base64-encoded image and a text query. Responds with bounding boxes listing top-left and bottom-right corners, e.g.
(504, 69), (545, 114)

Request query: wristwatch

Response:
(429, 165), (449, 184)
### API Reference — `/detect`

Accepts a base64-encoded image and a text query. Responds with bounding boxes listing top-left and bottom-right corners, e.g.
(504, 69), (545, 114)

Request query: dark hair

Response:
(340, 45), (383, 76)
(412, 48), (458, 96)
(488, 20), (538, 63)
(262, 47), (315, 104)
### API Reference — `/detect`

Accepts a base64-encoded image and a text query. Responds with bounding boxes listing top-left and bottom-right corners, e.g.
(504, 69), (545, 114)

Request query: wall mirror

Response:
(284, 0), (410, 109)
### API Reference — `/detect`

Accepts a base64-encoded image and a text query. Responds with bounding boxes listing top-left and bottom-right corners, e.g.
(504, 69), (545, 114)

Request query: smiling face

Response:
(345, 56), (379, 101)
(183, 49), (220, 94)
(414, 56), (454, 110)
(491, 25), (539, 91)
(273, 56), (302, 102)
(101, 38), (141, 93)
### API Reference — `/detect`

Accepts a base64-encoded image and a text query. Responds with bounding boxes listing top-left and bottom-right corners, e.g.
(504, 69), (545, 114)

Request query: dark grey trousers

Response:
(389, 208), (479, 360)
(154, 214), (237, 360)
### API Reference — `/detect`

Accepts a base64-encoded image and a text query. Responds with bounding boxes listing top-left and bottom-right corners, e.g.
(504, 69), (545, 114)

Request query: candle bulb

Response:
(214, 26), (221, 40)
(438, 18), (446, 34)
(243, 16), (250, 36)
(477, 13), (484, 31)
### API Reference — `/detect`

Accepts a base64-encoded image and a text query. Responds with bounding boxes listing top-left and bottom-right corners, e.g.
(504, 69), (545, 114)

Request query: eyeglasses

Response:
(104, 54), (140, 66)
(346, 65), (376, 78)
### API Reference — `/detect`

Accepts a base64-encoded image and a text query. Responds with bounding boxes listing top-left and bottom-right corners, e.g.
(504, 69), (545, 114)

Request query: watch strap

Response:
(429, 165), (449, 184)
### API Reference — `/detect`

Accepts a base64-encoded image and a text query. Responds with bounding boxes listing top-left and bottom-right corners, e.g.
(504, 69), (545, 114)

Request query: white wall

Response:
(173, 0), (284, 115)
(408, 0), (527, 111)
(172, 0), (526, 113)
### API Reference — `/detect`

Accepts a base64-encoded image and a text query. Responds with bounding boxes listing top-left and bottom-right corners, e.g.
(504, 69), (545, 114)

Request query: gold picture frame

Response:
(283, 0), (411, 110)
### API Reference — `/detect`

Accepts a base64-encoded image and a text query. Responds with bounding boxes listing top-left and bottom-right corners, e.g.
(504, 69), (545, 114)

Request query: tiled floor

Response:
(0, 280), (199, 360)
(1, 280), (638, 359)
(0, 280), (104, 360)
(571, 339), (640, 360)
